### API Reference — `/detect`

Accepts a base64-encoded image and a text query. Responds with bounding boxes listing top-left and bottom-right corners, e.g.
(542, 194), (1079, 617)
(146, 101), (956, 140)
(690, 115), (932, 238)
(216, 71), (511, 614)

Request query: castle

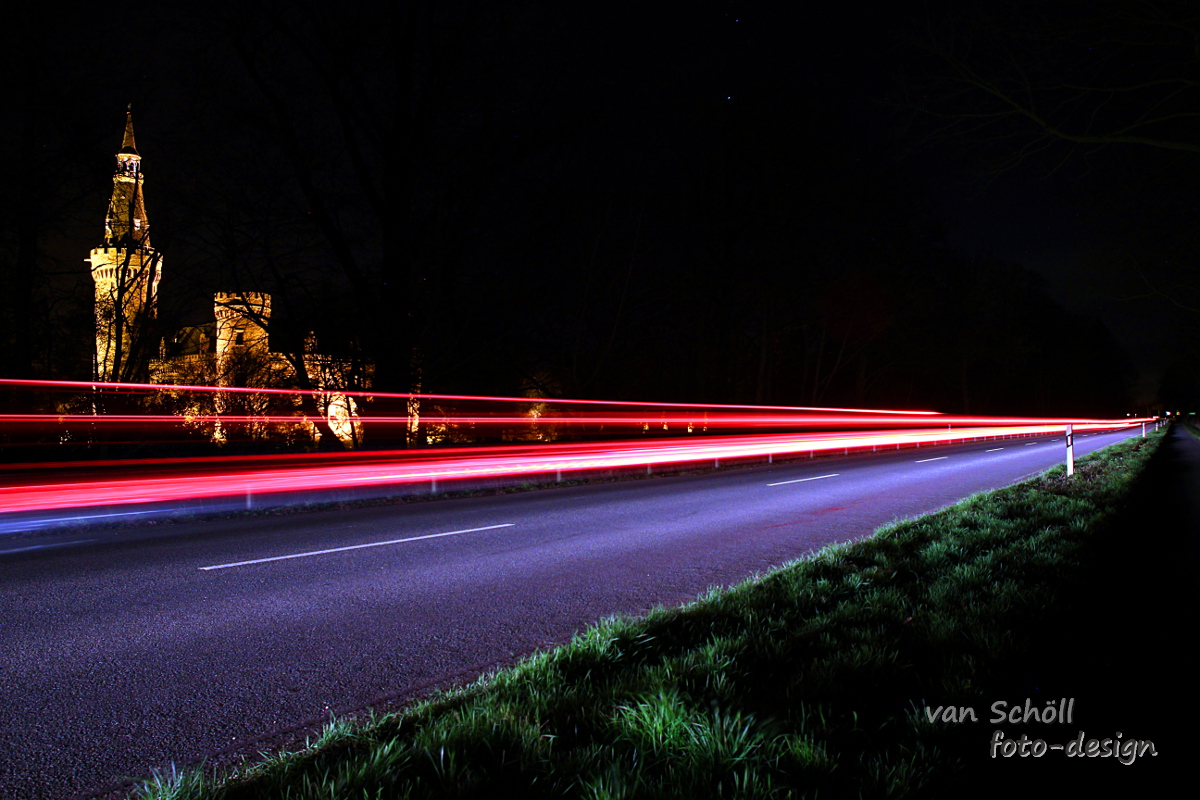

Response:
(88, 111), (161, 384)
(89, 111), (367, 446)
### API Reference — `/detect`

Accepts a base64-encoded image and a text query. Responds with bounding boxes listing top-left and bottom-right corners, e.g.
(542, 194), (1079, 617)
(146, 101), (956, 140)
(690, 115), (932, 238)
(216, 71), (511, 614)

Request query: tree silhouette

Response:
(914, 0), (1200, 312)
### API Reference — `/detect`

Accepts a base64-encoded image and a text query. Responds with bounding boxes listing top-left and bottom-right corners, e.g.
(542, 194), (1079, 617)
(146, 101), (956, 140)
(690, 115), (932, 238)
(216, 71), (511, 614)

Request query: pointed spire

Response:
(105, 106), (150, 247)
(120, 105), (138, 155)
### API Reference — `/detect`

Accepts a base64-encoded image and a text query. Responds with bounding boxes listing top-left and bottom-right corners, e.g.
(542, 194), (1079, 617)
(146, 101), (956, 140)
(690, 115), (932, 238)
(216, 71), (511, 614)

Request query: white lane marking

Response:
(1024, 442), (1038, 446)
(199, 523), (516, 571)
(0, 539), (96, 556)
(985, 448), (1004, 452)
(915, 456), (948, 463)
(767, 473), (839, 487)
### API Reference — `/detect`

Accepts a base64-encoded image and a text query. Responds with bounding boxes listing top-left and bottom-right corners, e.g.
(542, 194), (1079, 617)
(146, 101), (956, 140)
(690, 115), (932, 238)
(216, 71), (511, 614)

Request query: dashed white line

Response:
(1024, 442), (1039, 446)
(915, 457), (948, 463)
(199, 523), (516, 571)
(985, 448), (1004, 452)
(767, 473), (839, 487)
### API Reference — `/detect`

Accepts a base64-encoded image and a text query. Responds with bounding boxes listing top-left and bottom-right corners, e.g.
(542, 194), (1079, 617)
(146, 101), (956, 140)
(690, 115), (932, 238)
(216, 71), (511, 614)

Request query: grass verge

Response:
(132, 432), (1162, 799)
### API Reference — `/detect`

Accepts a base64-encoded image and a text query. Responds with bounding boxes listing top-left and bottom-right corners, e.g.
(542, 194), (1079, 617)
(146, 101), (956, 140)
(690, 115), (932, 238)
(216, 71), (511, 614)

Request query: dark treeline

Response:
(0, 0), (1136, 422)
(908, 0), (1200, 412)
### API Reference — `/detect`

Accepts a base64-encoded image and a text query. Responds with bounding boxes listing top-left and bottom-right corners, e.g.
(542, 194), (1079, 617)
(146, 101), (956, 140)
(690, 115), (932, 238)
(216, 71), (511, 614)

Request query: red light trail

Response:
(0, 425), (1138, 516)
(0, 378), (942, 414)
(0, 378), (1153, 522)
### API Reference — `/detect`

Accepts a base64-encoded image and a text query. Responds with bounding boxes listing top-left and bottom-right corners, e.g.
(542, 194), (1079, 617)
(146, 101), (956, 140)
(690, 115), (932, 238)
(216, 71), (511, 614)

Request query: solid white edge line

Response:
(767, 473), (839, 487)
(915, 456), (948, 463)
(199, 523), (516, 571)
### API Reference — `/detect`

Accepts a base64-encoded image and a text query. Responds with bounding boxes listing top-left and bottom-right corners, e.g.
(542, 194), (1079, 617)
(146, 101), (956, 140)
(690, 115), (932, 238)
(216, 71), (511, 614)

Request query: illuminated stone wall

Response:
(214, 291), (273, 387)
(89, 245), (163, 381)
(89, 112), (162, 382)
(96, 113), (369, 446)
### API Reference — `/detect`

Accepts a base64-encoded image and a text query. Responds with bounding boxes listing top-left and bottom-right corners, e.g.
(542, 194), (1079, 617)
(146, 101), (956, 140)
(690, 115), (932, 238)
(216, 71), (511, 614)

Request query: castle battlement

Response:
(214, 292), (271, 319)
(89, 245), (156, 256)
(214, 291), (271, 306)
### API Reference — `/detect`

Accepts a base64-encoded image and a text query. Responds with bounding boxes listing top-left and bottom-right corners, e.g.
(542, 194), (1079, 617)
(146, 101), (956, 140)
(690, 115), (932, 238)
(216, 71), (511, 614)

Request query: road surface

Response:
(0, 428), (1141, 798)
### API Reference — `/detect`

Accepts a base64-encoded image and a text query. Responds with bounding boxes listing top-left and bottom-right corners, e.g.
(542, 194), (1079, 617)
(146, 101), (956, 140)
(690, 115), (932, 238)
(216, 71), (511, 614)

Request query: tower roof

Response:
(103, 107), (151, 247)
(120, 107), (138, 155)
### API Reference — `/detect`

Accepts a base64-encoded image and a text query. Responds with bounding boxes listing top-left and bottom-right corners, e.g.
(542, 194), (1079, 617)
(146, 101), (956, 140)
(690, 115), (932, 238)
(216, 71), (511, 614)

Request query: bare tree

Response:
(917, 1), (1200, 164)
(912, 0), (1200, 309)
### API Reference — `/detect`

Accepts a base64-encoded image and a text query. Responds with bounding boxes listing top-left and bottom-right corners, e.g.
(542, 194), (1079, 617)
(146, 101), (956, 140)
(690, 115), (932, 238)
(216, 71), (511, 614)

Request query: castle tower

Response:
(214, 292), (271, 386)
(88, 109), (163, 382)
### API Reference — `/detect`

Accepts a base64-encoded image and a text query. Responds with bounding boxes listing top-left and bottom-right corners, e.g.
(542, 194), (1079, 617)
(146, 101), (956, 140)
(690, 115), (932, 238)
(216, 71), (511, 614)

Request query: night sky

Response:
(3, 0), (1196, 415)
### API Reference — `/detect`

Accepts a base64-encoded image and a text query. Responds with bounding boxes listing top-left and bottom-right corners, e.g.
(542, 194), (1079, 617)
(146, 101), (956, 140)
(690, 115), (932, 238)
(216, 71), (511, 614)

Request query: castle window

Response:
(235, 329), (245, 345)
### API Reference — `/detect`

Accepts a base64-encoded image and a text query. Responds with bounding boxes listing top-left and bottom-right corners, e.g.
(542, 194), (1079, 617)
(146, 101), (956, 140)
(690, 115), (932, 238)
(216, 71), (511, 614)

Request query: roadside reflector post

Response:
(1065, 424), (1074, 476)
(1142, 422), (1146, 438)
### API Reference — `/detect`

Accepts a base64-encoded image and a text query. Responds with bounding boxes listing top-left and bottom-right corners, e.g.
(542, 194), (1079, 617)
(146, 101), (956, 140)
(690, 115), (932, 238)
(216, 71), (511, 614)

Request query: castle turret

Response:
(214, 292), (271, 386)
(88, 108), (163, 381)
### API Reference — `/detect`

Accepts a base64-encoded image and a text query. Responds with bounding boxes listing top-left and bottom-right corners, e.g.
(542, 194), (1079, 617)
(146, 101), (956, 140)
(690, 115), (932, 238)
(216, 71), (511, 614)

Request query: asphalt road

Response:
(0, 427), (1143, 798)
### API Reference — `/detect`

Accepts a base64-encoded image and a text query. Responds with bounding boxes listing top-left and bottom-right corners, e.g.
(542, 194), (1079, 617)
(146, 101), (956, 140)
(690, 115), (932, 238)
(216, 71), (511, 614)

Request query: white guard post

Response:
(1065, 424), (1074, 476)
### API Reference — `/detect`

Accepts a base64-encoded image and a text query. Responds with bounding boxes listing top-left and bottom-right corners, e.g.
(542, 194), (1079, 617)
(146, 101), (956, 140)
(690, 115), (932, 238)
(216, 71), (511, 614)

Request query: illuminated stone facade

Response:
(90, 112), (367, 446)
(212, 291), (279, 389)
(88, 110), (162, 382)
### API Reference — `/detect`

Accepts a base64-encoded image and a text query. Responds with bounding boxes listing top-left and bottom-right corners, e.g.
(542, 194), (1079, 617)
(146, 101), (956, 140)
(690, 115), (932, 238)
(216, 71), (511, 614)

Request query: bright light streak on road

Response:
(0, 423), (1144, 517)
(0, 379), (1151, 444)
(0, 378), (941, 415)
(0, 412), (1157, 431)
(0, 378), (1154, 522)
